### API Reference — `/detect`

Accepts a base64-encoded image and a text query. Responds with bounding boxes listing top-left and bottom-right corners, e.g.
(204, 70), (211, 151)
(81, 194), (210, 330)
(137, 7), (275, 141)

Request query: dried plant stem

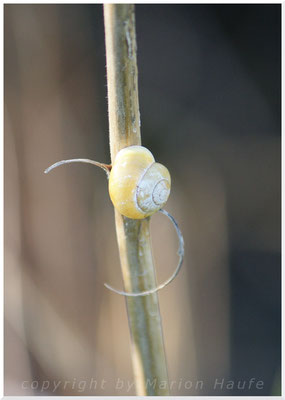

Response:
(104, 4), (169, 396)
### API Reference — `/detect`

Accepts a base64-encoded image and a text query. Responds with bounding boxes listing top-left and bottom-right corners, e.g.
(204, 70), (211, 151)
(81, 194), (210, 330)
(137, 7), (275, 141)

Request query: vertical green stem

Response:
(104, 4), (169, 396)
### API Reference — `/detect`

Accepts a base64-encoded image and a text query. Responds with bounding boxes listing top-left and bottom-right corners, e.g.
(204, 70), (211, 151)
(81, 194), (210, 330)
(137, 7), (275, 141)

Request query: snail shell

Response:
(108, 146), (171, 219)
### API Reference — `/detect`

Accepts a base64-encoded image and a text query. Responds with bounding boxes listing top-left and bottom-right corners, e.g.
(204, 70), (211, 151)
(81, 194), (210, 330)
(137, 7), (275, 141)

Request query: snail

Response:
(108, 146), (171, 219)
(45, 145), (184, 296)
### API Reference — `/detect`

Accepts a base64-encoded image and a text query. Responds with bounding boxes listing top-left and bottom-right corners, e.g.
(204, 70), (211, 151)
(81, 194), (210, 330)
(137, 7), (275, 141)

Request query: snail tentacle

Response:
(104, 208), (184, 297)
(44, 159), (111, 177)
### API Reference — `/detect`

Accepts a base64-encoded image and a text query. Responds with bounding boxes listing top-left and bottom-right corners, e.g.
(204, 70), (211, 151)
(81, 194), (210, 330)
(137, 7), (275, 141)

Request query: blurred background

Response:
(4, 4), (281, 396)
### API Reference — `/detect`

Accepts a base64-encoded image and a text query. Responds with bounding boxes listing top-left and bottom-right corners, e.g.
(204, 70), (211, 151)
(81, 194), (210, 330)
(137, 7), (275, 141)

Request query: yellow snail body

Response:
(108, 146), (171, 219)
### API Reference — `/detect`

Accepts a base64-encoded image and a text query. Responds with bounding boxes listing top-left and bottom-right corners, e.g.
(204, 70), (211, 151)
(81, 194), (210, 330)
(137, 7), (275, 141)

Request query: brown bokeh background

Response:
(4, 4), (281, 396)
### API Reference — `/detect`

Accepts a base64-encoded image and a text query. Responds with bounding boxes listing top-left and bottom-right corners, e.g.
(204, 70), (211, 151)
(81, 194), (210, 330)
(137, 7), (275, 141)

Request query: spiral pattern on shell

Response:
(108, 146), (171, 219)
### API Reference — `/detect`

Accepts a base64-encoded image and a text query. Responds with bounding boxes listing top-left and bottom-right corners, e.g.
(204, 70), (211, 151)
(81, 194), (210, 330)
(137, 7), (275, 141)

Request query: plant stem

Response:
(103, 4), (169, 396)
